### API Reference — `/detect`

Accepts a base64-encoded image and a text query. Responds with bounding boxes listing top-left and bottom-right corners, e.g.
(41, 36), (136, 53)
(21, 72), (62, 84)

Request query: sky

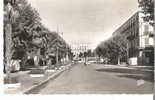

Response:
(28, 0), (138, 49)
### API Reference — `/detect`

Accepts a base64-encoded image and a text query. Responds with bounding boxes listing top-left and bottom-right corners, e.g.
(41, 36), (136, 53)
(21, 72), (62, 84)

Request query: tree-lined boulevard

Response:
(3, 0), (154, 94)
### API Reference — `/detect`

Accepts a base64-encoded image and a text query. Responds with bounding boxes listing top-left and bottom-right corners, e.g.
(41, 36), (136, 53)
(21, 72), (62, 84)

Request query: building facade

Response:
(69, 41), (92, 59)
(112, 11), (154, 66)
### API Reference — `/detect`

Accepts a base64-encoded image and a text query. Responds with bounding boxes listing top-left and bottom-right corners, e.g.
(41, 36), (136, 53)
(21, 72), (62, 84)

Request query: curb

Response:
(95, 64), (153, 72)
(23, 64), (72, 94)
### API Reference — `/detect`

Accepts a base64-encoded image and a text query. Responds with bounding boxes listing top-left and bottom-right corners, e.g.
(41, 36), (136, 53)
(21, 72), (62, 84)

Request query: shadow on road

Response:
(96, 68), (153, 82)
(117, 74), (153, 82)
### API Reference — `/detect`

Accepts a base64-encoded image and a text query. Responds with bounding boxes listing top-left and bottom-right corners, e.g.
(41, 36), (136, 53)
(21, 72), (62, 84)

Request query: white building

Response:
(69, 41), (92, 59)
(112, 11), (154, 66)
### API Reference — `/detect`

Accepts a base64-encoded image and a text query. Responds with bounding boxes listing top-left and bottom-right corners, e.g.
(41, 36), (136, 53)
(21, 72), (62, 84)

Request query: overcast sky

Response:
(28, 0), (138, 49)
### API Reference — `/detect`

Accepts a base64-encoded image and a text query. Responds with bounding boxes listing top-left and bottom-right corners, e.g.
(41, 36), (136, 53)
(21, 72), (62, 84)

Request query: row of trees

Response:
(95, 0), (154, 64)
(95, 34), (127, 65)
(4, 0), (71, 72)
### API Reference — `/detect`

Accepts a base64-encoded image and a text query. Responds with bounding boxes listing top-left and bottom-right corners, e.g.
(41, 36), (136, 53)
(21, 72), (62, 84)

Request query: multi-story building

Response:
(112, 11), (154, 66)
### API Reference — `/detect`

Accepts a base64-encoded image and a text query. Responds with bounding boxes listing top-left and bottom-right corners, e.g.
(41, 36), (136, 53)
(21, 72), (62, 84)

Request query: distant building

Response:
(112, 11), (154, 66)
(69, 41), (92, 59)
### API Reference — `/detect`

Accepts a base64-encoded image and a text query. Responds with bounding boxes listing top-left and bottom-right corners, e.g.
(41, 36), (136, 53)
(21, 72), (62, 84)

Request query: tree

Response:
(4, 0), (71, 71)
(95, 33), (127, 64)
(45, 31), (71, 67)
(4, 0), (47, 71)
(112, 35), (127, 64)
(138, 0), (154, 26)
(95, 46), (103, 61)
(4, 0), (23, 83)
(104, 39), (119, 64)
(87, 49), (92, 57)
(79, 52), (83, 58)
(4, 0), (20, 75)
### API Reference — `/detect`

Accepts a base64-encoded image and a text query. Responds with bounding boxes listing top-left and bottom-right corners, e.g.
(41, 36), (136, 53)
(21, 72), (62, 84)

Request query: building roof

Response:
(112, 11), (139, 36)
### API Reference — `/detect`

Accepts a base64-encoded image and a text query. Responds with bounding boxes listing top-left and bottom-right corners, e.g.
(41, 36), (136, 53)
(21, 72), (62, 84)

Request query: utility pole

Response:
(126, 42), (129, 65)
(56, 46), (59, 67)
(57, 25), (59, 34)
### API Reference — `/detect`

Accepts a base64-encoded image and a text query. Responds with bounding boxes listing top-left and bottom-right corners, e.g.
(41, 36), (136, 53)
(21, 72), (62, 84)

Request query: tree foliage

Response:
(95, 34), (127, 64)
(138, 0), (154, 26)
(4, 0), (71, 68)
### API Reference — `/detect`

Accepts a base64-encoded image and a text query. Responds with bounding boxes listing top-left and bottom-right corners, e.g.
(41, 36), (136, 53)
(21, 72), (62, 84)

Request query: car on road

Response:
(86, 62), (90, 65)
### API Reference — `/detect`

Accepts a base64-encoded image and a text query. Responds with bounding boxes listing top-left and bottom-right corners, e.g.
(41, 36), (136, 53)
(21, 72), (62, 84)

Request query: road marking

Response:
(137, 79), (145, 86)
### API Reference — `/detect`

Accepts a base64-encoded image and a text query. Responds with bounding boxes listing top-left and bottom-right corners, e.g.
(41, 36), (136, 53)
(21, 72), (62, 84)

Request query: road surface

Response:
(36, 63), (153, 94)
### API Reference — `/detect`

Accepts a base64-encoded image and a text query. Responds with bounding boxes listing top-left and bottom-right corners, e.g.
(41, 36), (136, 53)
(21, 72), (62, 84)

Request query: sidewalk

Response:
(93, 64), (153, 74)
(103, 64), (153, 71)
(93, 64), (153, 82)
(4, 64), (72, 94)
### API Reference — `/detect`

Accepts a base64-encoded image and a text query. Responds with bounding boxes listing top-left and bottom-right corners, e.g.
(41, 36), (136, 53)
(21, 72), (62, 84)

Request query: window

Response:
(144, 25), (149, 35)
(145, 38), (149, 46)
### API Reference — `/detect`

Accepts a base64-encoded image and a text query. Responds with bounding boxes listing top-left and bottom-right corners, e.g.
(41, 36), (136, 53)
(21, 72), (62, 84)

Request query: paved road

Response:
(37, 63), (153, 94)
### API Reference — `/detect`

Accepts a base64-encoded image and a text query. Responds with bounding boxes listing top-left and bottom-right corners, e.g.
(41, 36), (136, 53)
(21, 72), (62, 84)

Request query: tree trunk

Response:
(84, 56), (87, 64)
(34, 49), (41, 67)
(56, 47), (59, 67)
(99, 56), (101, 63)
(118, 56), (120, 65)
(5, 23), (13, 83)
(66, 52), (69, 63)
